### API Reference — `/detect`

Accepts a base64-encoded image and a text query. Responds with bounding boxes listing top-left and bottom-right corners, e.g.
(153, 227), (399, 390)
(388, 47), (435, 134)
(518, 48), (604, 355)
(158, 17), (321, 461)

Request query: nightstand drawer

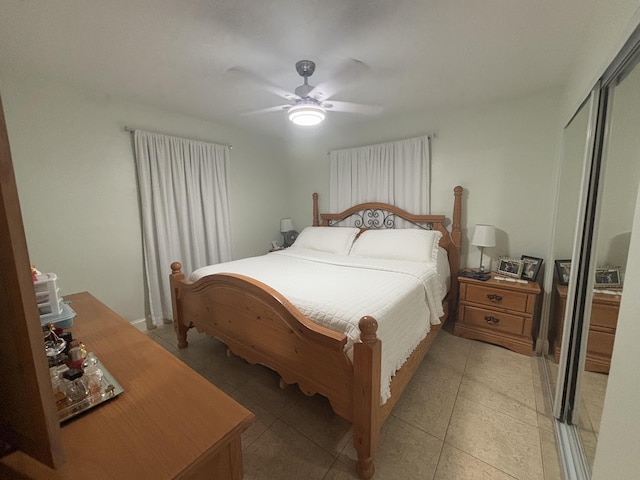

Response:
(462, 305), (525, 336)
(587, 330), (616, 356)
(464, 284), (528, 312)
(590, 302), (619, 329)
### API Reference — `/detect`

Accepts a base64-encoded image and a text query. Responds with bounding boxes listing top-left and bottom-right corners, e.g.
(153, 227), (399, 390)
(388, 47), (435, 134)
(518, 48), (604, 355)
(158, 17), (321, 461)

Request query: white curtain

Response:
(329, 136), (431, 219)
(134, 130), (233, 326)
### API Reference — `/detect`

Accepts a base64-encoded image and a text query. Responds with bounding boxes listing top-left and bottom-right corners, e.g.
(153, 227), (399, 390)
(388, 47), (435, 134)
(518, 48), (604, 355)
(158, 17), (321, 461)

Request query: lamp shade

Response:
(471, 224), (496, 248)
(280, 218), (294, 233)
(288, 104), (326, 126)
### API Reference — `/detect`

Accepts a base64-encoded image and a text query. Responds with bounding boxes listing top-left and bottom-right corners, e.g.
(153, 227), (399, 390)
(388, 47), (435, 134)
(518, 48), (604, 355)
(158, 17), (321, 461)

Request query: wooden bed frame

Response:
(169, 186), (462, 479)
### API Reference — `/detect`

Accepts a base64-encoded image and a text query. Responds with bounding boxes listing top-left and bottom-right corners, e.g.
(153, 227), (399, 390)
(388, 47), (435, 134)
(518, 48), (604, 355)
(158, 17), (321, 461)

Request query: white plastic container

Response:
(35, 273), (60, 301)
(40, 303), (76, 329)
(38, 297), (64, 316)
(34, 273), (63, 316)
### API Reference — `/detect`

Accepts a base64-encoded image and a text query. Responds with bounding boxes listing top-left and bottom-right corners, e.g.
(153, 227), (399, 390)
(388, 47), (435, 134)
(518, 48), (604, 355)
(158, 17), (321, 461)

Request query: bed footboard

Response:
(170, 263), (387, 479)
(170, 262), (359, 419)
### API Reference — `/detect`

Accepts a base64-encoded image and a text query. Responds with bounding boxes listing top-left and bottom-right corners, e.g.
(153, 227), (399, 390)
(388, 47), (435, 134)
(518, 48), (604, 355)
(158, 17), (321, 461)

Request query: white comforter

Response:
(190, 246), (446, 403)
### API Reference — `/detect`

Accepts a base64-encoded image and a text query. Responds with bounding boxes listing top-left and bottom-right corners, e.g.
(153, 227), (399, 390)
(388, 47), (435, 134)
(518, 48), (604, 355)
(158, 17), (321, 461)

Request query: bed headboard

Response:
(312, 186), (463, 299)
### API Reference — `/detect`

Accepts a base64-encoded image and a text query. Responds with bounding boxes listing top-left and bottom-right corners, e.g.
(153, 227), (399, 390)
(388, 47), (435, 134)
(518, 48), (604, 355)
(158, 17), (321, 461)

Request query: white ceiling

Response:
(0, 0), (598, 140)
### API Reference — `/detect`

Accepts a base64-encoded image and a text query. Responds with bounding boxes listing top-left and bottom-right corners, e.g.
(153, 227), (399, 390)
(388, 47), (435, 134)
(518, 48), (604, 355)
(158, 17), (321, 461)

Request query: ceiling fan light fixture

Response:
(288, 104), (326, 126)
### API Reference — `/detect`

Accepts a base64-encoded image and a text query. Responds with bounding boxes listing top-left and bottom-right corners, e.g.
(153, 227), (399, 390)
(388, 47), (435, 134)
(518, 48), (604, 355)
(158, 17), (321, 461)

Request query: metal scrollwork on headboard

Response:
(328, 209), (434, 230)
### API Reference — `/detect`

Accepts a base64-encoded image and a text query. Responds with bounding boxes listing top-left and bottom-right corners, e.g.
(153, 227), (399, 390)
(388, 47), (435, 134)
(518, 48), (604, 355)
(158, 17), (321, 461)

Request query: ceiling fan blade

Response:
(308, 58), (369, 100)
(241, 104), (292, 116)
(227, 66), (298, 101)
(323, 100), (382, 115)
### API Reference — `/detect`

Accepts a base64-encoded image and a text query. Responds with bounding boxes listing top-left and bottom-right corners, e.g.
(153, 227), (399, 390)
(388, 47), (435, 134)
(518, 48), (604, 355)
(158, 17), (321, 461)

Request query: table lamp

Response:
(471, 224), (496, 272)
(280, 218), (294, 245)
(280, 218), (294, 234)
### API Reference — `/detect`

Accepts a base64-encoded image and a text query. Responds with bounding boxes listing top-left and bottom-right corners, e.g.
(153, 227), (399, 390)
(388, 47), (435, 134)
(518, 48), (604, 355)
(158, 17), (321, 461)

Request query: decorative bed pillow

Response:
(349, 228), (443, 263)
(291, 226), (359, 255)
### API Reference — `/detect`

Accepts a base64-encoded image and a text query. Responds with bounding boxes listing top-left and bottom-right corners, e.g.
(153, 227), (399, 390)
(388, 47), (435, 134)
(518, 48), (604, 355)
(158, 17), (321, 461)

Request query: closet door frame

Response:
(552, 22), (640, 480)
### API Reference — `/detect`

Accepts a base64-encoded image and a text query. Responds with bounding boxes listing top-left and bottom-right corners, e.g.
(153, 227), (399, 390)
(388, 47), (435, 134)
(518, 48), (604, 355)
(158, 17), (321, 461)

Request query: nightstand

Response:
(552, 284), (619, 373)
(454, 272), (541, 355)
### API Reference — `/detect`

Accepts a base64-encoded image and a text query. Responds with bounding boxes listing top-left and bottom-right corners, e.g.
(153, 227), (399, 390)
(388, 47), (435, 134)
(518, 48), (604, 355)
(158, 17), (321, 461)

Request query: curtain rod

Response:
(326, 132), (437, 155)
(123, 125), (232, 149)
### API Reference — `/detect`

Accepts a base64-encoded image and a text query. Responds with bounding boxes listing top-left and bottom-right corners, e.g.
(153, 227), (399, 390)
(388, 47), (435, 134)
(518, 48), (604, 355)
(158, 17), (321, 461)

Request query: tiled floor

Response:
(146, 323), (564, 480)
(545, 359), (608, 470)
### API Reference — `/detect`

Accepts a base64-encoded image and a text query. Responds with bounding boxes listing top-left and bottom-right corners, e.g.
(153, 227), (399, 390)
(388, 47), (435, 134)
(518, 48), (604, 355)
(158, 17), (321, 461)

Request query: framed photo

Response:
(521, 255), (543, 282)
(497, 257), (524, 278)
(555, 260), (571, 285)
(595, 266), (622, 288)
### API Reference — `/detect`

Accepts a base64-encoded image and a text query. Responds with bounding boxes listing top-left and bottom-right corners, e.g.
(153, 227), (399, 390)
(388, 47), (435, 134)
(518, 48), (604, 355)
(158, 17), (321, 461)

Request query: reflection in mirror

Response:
(546, 95), (594, 399)
(577, 54), (640, 470)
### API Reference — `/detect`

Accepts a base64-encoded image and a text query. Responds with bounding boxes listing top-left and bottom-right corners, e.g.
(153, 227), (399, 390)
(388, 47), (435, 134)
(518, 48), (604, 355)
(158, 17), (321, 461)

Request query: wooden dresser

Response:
(455, 273), (541, 355)
(0, 292), (255, 479)
(552, 284), (620, 373)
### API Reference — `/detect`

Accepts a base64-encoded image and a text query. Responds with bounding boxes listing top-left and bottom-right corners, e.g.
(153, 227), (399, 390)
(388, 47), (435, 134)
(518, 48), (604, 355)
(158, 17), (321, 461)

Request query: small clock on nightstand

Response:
(454, 271), (541, 355)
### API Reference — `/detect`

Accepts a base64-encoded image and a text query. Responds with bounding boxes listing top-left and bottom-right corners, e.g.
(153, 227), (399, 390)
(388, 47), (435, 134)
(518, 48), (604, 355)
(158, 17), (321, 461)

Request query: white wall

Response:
(285, 88), (563, 273)
(562, 0), (640, 121)
(0, 72), (289, 323)
(592, 184), (640, 479)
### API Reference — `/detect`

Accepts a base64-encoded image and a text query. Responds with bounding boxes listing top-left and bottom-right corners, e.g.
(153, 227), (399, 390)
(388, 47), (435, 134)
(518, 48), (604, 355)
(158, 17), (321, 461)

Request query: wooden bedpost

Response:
(352, 316), (381, 480)
(450, 186), (463, 313)
(312, 192), (320, 226)
(170, 262), (189, 349)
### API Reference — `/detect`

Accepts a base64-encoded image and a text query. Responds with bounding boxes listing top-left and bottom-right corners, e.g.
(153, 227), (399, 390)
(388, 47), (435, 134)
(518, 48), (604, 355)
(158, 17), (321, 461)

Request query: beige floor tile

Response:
(243, 420), (336, 480)
(278, 392), (352, 455)
(540, 427), (563, 480)
(544, 357), (559, 397)
(580, 371), (608, 435)
(323, 457), (361, 480)
(392, 374), (458, 440)
(465, 342), (534, 385)
(575, 399), (594, 434)
(445, 395), (544, 480)
(533, 380), (552, 416)
(530, 355), (544, 381)
(145, 327), (565, 480)
(429, 331), (474, 369)
(227, 389), (277, 450)
(537, 412), (555, 434)
(434, 443), (517, 480)
(234, 365), (305, 418)
(145, 330), (178, 354)
(577, 427), (598, 470)
(414, 354), (466, 394)
(340, 416), (443, 480)
(197, 350), (262, 392)
(457, 373), (538, 427)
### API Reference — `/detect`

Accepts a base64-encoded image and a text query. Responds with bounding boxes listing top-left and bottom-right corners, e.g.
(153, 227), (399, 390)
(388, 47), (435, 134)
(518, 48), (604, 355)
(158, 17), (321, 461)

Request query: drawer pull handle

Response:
(485, 316), (500, 325)
(487, 294), (503, 303)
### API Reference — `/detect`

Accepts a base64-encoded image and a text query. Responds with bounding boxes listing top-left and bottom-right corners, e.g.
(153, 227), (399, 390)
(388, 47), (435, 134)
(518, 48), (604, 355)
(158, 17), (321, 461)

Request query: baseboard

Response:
(130, 318), (148, 332)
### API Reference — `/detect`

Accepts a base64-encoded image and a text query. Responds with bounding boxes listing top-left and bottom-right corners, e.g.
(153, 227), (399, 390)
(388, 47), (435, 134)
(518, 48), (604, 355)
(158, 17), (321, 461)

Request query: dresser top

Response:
(1, 291), (255, 479)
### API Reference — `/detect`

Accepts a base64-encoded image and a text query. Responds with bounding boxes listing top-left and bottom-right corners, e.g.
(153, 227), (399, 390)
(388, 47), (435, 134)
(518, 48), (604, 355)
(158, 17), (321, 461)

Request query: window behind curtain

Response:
(329, 136), (431, 223)
(134, 130), (232, 326)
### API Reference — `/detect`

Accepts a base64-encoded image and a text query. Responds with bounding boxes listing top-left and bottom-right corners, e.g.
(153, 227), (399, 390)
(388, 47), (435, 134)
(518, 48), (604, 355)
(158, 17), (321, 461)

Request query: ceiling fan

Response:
(230, 59), (383, 126)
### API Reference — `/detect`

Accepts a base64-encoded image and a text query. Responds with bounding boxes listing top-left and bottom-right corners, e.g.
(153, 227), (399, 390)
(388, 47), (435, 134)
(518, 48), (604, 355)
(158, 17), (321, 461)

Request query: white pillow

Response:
(291, 226), (359, 255)
(349, 229), (443, 263)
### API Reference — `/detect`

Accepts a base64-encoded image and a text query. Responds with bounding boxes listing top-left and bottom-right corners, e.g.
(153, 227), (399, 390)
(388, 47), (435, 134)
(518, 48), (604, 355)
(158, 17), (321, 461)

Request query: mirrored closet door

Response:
(546, 24), (640, 478)
(546, 91), (598, 402)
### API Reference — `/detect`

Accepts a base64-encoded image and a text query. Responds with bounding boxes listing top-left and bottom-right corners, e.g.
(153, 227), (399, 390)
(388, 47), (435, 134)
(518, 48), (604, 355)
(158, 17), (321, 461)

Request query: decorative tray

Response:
(58, 358), (124, 423)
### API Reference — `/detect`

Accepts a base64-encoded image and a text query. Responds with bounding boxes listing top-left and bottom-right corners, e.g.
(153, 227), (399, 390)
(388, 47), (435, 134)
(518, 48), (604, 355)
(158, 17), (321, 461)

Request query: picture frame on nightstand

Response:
(497, 257), (524, 278)
(521, 255), (543, 282)
(595, 266), (622, 288)
(555, 259), (571, 285)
